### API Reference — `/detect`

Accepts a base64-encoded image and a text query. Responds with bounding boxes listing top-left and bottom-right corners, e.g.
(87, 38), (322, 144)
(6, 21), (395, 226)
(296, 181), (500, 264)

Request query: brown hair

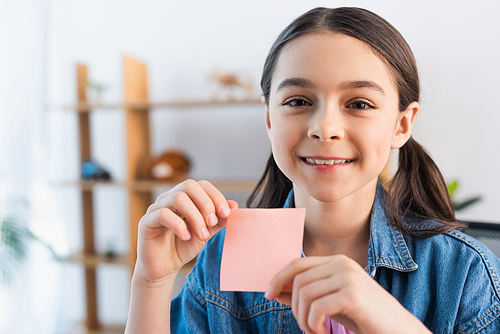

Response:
(247, 7), (466, 237)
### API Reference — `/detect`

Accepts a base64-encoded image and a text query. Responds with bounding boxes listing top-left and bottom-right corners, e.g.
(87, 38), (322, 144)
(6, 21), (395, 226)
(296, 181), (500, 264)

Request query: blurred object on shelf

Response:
(209, 70), (254, 101)
(86, 80), (108, 103)
(138, 150), (190, 181)
(447, 179), (482, 212)
(104, 239), (117, 259)
(81, 159), (112, 180)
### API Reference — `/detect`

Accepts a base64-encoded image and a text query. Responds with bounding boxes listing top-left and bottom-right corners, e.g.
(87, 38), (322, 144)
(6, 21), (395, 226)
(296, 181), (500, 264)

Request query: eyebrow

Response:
(340, 80), (386, 95)
(276, 77), (317, 92)
(276, 77), (385, 96)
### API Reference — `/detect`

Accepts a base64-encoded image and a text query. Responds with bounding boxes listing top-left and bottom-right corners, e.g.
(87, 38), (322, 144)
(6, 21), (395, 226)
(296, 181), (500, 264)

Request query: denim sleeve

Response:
(448, 231), (500, 334)
(170, 267), (209, 333)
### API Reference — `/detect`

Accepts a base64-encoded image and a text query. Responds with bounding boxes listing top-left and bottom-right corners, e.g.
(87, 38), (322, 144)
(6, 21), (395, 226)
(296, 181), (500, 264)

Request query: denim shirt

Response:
(171, 184), (500, 333)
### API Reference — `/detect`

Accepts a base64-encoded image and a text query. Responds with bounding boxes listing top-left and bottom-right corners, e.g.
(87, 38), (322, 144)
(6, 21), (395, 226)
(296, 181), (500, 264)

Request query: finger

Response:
(150, 180), (219, 231)
(197, 180), (232, 218)
(148, 181), (189, 213)
(227, 200), (239, 210)
(152, 180), (231, 228)
(148, 179), (208, 214)
(205, 199), (240, 237)
(293, 264), (340, 330)
(194, 181), (235, 238)
(140, 207), (191, 241)
(296, 274), (348, 334)
(274, 281), (294, 305)
(266, 257), (332, 300)
(292, 262), (336, 312)
(151, 178), (195, 205)
(275, 292), (292, 305)
(164, 191), (207, 240)
(307, 292), (351, 334)
(184, 180), (222, 228)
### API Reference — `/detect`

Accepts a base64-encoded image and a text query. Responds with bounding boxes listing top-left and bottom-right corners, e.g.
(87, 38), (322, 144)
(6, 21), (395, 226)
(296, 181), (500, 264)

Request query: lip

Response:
(301, 156), (353, 160)
(300, 156), (355, 171)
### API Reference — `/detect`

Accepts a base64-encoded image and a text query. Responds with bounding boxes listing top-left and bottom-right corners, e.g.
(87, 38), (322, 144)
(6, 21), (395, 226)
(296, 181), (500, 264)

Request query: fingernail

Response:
(221, 204), (231, 216)
(201, 227), (210, 239)
(264, 288), (271, 299)
(184, 230), (191, 240)
(208, 213), (218, 226)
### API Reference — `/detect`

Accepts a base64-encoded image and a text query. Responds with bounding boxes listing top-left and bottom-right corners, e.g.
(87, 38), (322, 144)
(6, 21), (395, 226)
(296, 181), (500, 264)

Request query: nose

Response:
(307, 103), (344, 141)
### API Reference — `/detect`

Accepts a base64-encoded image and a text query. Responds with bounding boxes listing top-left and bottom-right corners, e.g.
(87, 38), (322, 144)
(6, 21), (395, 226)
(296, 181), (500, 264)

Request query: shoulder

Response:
(403, 221), (500, 332)
(445, 229), (500, 292)
(405, 221), (500, 287)
(404, 220), (500, 295)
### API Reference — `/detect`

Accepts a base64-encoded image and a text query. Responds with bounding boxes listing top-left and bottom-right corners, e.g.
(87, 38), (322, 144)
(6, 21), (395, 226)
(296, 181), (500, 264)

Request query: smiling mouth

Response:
(301, 158), (354, 165)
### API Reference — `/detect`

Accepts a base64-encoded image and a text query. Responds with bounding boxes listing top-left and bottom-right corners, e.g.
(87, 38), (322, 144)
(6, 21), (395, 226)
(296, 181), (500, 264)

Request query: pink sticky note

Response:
(220, 208), (305, 292)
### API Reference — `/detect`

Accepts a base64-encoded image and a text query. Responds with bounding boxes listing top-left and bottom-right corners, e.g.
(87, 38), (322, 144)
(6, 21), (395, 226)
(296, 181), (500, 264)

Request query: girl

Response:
(125, 7), (500, 334)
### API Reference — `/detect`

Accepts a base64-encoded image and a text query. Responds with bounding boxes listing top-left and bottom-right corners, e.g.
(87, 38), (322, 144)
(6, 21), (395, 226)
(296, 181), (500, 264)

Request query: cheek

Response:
(354, 121), (394, 165)
(270, 125), (294, 158)
(268, 117), (285, 156)
(268, 115), (304, 169)
(268, 114), (300, 148)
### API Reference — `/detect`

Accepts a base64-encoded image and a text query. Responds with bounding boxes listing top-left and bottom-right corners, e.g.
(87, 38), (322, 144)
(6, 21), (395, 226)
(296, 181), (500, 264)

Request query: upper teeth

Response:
(306, 158), (349, 165)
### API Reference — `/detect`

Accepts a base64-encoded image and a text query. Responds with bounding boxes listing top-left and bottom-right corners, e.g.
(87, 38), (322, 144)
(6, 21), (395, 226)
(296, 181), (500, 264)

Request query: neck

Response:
(294, 180), (377, 268)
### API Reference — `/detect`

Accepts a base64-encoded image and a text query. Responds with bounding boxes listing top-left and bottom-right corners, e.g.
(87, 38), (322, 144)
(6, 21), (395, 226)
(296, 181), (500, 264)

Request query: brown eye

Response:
(283, 98), (310, 107)
(348, 99), (375, 110)
(353, 101), (367, 109)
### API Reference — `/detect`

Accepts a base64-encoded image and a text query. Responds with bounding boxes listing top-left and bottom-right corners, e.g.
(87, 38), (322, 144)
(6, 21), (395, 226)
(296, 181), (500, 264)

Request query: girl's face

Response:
(265, 32), (418, 204)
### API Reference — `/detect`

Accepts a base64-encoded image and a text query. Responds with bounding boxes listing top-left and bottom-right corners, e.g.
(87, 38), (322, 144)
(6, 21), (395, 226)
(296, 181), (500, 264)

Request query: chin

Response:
(294, 177), (379, 205)
(299, 185), (351, 204)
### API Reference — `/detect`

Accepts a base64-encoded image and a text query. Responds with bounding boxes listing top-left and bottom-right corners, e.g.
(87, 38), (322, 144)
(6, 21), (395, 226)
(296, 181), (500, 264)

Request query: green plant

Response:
(86, 81), (107, 92)
(447, 179), (482, 212)
(0, 198), (58, 285)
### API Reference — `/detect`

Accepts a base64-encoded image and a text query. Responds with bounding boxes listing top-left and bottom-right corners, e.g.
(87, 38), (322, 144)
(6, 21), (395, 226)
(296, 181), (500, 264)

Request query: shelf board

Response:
(64, 251), (198, 273)
(60, 98), (262, 112)
(65, 252), (130, 268)
(60, 179), (258, 192)
(132, 179), (258, 192)
(58, 322), (125, 334)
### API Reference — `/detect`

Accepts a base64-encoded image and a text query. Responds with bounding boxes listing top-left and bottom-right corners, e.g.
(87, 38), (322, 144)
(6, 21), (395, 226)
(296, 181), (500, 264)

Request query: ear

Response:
(391, 101), (419, 149)
(262, 96), (272, 139)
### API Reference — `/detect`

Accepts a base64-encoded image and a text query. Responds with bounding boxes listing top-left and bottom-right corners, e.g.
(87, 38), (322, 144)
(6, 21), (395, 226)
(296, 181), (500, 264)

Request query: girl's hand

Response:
(265, 255), (431, 334)
(134, 179), (238, 283)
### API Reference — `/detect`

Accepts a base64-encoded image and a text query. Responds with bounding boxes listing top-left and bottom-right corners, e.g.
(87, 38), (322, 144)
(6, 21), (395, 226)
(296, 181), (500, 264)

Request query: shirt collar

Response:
(367, 183), (418, 276)
(283, 183), (418, 276)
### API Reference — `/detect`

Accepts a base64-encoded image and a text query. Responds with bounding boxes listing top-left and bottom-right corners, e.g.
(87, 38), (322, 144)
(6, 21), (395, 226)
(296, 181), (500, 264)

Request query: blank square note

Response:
(220, 208), (305, 292)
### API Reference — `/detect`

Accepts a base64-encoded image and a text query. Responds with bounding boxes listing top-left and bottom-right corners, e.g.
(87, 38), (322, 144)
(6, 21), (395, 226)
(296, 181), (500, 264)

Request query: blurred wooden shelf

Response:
(65, 252), (130, 268)
(60, 98), (262, 113)
(58, 322), (125, 334)
(63, 57), (259, 333)
(64, 251), (198, 270)
(60, 179), (258, 192)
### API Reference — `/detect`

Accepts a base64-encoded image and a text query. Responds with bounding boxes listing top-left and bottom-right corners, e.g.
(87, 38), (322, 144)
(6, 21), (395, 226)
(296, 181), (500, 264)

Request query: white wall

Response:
(37, 0), (500, 330)
(49, 0), (500, 222)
